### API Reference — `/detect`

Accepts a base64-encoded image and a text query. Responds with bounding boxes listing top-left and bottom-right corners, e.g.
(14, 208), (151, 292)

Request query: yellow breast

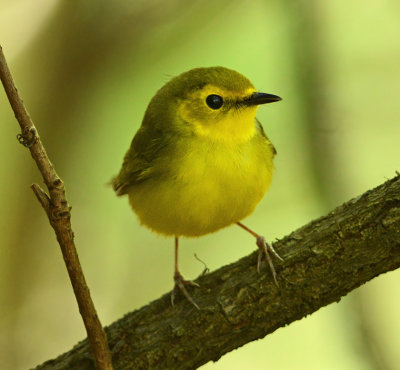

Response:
(128, 130), (274, 237)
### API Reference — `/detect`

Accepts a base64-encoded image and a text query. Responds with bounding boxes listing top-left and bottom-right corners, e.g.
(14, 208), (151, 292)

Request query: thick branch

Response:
(0, 46), (113, 370)
(36, 175), (400, 369)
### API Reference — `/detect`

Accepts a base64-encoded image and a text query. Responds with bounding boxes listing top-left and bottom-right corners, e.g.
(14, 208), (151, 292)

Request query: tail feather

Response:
(110, 175), (127, 196)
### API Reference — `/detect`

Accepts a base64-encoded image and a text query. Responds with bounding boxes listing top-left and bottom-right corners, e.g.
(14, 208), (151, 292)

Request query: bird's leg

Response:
(237, 222), (283, 286)
(171, 236), (200, 310)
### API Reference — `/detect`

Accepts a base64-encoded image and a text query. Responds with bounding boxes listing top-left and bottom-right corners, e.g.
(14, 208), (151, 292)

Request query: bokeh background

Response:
(1, 1), (399, 369)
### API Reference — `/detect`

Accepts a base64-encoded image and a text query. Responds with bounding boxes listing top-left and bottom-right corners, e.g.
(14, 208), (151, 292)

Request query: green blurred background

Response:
(1, 1), (399, 369)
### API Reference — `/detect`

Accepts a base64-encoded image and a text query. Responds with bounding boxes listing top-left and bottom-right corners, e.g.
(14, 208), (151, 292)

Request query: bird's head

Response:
(148, 66), (281, 142)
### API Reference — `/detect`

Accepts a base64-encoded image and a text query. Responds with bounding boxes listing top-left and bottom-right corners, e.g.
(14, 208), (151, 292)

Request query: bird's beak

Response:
(242, 92), (282, 106)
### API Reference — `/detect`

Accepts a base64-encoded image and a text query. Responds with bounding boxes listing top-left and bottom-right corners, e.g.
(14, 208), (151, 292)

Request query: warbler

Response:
(113, 66), (282, 308)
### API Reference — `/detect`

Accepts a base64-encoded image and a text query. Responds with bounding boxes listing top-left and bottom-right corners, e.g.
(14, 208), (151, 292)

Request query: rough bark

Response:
(36, 174), (400, 369)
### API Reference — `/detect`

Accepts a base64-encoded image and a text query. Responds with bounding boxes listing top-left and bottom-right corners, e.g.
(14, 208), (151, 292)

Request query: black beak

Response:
(242, 92), (282, 106)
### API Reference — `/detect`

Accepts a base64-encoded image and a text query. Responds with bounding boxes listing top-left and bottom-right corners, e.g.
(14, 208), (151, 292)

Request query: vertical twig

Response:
(0, 45), (113, 370)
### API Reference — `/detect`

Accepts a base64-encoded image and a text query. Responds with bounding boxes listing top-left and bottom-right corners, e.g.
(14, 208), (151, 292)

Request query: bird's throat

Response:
(192, 107), (258, 143)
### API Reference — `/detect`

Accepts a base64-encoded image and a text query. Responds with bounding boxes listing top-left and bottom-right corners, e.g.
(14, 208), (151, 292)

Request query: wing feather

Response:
(112, 125), (168, 195)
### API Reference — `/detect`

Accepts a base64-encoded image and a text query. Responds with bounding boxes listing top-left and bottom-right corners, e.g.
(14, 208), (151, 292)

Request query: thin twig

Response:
(0, 45), (113, 370)
(31, 184), (51, 217)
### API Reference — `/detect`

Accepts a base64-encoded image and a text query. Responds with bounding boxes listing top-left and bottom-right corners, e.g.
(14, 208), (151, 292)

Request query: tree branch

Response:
(0, 46), (113, 370)
(34, 174), (400, 369)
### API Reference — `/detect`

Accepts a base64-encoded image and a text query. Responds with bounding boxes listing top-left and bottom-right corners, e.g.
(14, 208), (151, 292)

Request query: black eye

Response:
(206, 94), (223, 110)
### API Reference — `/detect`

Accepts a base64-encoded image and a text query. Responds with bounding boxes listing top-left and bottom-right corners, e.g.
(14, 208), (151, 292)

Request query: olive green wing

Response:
(112, 125), (168, 196)
(256, 118), (277, 155)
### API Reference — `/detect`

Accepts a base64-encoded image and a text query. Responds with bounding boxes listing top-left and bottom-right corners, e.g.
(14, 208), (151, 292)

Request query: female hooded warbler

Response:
(113, 66), (282, 308)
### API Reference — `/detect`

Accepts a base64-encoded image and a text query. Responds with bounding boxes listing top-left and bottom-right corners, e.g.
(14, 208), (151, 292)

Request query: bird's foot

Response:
(256, 236), (284, 286)
(171, 271), (200, 310)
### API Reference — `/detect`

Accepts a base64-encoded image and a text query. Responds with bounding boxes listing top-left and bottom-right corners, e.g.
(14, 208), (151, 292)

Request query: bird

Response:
(112, 66), (282, 308)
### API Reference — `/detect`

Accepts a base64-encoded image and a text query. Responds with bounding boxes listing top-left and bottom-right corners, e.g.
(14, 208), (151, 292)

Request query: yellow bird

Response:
(113, 66), (282, 308)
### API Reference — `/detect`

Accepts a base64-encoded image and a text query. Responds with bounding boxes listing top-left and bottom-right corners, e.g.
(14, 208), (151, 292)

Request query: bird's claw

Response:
(171, 271), (200, 310)
(256, 236), (283, 286)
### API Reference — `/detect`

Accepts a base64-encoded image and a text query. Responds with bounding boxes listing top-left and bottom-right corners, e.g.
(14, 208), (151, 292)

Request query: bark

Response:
(36, 174), (400, 369)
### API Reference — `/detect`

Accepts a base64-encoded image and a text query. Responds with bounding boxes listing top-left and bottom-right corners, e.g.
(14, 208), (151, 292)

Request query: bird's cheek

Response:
(178, 100), (194, 123)
(178, 101), (210, 126)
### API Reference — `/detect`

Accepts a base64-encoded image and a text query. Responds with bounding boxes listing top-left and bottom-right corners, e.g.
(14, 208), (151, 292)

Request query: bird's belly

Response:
(129, 144), (273, 237)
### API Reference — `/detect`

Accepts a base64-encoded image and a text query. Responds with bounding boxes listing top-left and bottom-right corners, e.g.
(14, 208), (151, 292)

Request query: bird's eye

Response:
(206, 94), (223, 110)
